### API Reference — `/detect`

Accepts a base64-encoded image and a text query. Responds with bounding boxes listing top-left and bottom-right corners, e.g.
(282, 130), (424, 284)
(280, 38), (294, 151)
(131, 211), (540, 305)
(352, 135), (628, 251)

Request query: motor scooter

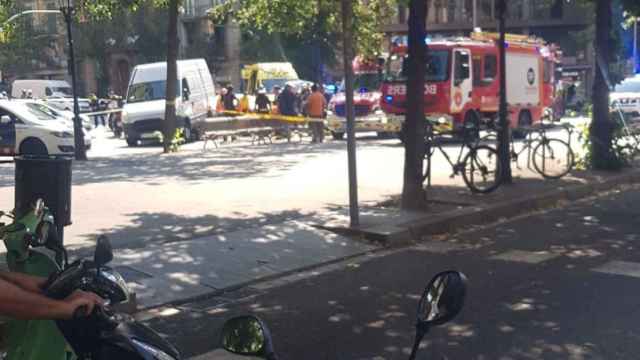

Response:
(1, 199), (130, 360)
(218, 270), (467, 360)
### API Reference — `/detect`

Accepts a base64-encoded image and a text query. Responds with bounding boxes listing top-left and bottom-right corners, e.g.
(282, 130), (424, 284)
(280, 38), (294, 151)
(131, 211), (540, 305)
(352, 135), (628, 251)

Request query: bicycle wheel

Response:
(462, 145), (502, 193)
(532, 138), (574, 179)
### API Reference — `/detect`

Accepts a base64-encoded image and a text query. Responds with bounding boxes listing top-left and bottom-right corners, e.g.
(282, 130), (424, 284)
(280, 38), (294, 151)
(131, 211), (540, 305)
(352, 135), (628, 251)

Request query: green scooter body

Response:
(3, 210), (71, 360)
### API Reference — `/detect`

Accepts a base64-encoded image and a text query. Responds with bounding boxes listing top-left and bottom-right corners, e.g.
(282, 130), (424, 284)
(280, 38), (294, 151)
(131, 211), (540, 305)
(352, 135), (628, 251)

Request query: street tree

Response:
(587, 0), (640, 169)
(209, 0), (397, 81)
(401, 0), (428, 210)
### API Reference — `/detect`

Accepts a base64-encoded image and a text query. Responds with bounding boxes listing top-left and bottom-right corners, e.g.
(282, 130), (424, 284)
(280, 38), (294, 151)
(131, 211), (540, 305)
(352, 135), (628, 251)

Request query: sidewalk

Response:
(109, 161), (640, 310)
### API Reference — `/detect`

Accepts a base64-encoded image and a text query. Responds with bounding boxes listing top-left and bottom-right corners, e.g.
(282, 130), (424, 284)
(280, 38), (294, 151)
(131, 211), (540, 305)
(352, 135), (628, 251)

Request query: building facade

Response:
(15, 0), (68, 82)
(181, 0), (241, 88)
(386, 0), (594, 97)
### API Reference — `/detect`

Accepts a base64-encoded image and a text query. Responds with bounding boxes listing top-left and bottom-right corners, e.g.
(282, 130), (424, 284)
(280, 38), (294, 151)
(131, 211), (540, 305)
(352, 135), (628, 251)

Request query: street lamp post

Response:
(58, 0), (87, 161)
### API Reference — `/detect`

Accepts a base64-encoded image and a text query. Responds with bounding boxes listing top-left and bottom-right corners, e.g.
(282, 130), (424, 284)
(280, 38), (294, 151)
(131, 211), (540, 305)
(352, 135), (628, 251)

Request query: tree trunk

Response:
(163, 0), (179, 153)
(401, 0), (428, 210)
(341, 0), (360, 227)
(496, 0), (512, 182)
(590, 0), (614, 169)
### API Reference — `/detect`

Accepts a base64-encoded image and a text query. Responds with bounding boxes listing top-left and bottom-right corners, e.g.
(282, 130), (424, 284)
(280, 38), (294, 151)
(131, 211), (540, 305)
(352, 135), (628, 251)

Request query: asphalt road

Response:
(145, 184), (640, 360)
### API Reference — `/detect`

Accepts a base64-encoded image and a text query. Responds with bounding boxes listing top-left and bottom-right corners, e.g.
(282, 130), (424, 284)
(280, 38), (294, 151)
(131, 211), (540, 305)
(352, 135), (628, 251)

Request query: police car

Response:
(0, 99), (77, 156)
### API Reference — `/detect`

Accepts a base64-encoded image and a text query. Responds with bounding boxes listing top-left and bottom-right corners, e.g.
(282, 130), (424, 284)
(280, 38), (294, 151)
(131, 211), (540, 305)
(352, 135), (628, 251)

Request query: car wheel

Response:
(332, 132), (345, 140)
(19, 138), (48, 156)
(126, 138), (138, 147)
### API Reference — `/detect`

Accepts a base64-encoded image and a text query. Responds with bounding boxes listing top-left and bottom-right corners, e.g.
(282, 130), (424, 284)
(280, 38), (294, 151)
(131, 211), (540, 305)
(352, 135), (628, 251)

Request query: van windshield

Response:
(385, 50), (450, 82)
(262, 79), (291, 93)
(48, 87), (72, 97)
(127, 80), (179, 103)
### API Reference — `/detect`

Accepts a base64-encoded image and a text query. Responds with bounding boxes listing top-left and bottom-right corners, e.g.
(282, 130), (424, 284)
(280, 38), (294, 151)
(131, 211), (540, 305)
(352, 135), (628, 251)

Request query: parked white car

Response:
(611, 76), (640, 117)
(18, 100), (93, 150)
(0, 100), (77, 156)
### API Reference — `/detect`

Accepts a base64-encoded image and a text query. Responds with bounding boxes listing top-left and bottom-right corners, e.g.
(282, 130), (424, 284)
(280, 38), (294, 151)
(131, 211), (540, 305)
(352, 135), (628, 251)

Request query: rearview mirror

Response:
(417, 270), (467, 327)
(183, 88), (190, 101)
(94, 235), (113, 267)
(221, 316), (274, 358)
(0, 115), (12, 125)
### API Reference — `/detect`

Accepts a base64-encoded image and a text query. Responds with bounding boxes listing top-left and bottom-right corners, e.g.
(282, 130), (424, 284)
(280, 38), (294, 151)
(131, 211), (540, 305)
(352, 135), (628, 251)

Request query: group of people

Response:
(215, 83), (328, 143)
(20, 89), (34, 99)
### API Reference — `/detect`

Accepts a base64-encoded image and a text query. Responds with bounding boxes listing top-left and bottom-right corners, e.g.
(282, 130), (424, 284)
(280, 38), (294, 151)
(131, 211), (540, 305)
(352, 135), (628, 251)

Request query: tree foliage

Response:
(209, 0), (397, 59)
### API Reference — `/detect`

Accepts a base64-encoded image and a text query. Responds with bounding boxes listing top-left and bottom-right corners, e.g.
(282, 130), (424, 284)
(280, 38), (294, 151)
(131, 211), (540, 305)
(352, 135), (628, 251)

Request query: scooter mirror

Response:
(417, 270), (467, 327)
(221, 316), (272, 358)
(94, 235), (114, 267)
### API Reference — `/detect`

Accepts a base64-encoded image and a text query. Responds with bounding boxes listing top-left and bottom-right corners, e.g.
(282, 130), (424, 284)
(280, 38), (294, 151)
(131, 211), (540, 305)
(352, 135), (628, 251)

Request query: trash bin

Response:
(14, 156), (72, 228)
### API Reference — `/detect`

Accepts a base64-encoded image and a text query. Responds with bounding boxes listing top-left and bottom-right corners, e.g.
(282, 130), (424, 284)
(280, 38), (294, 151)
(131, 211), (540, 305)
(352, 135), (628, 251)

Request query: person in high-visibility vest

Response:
(238, 93), (250, 113)
(215, 88), (227, 113)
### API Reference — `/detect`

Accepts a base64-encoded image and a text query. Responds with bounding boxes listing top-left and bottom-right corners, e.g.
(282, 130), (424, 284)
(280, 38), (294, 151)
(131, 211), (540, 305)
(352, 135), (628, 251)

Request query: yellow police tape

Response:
(218, 110), (323, 123)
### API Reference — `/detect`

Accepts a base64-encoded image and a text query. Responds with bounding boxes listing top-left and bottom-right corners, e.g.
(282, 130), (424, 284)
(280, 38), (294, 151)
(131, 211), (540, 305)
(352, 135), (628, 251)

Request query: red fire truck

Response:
(380, 32), (561, 134)
(327, 56), (402, 140)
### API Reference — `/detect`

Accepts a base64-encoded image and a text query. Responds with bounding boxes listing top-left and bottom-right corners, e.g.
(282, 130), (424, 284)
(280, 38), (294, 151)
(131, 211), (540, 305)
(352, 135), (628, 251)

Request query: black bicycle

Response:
(423, 121), (502, 194)
(481, 121), (575, 179)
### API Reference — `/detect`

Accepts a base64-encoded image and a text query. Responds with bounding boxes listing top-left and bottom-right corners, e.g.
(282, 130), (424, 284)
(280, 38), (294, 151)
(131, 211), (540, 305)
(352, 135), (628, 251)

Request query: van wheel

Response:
(513, 111), (532, 139)
(20, 138), (48, 155)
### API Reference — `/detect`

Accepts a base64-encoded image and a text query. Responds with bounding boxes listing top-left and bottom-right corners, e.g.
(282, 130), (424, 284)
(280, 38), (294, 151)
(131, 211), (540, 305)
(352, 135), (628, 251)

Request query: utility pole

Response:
(59, 2), (87, 161)
(496, 0), (511, 183)
(473, 0), (478, 29)
(341, 0), (359, 227)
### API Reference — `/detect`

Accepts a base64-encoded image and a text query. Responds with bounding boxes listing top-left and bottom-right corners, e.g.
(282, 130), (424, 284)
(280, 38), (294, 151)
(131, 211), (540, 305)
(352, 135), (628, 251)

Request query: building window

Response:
(479, 0), (495, 21)
(508, 0), (524, 20)
(46, 3), (58, 34)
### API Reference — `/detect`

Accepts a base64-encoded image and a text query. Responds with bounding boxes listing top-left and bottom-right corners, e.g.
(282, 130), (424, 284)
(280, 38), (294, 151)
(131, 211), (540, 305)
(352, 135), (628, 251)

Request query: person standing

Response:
(277, 84), (298, 116)
(255, 88), (271, 113)
(305, 84), (327, 143)
(223, 85), (238, 111)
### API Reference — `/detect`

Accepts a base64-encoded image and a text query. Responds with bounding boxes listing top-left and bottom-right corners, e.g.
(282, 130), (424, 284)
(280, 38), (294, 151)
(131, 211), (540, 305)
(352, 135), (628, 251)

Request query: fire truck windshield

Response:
(385, 50), (450, 83)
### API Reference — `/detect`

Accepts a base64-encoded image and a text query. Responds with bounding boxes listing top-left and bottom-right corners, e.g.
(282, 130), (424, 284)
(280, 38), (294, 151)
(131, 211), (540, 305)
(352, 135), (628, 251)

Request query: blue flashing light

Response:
(384, 95), (394, 104)
(359, 87), (368, 93)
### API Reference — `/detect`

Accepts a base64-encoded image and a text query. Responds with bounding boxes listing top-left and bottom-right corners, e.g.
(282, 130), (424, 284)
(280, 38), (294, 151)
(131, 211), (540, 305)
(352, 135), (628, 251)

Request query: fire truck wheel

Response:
(513, 111), (533, 139)
(332, 132), (345, 140)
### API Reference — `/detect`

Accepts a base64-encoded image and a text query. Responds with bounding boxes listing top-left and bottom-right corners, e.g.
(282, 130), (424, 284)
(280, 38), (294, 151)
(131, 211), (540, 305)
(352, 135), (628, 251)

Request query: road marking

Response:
(592, 261), (640, 279)
(489, 250), (560, 264)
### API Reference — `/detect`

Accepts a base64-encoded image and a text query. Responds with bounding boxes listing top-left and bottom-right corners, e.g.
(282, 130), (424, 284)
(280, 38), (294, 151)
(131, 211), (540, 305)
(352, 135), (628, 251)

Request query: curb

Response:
(341, 170), (640, 246)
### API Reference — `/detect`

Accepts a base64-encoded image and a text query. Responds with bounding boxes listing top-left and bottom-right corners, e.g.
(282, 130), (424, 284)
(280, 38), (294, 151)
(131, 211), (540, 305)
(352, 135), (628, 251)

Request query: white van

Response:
(11, 79), (92, 113)
(11, 79), (73, 99)
(122, 59), (215, 146)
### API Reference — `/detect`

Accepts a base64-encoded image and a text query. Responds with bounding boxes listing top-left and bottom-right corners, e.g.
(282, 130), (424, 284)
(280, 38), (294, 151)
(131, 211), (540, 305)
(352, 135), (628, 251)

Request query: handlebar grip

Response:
(73, 305), (89, 319)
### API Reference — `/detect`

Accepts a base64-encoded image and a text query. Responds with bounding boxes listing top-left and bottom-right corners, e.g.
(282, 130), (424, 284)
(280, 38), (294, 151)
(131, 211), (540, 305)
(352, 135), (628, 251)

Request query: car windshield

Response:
(385, 50), (450, 82)
(127, 80), (179, 103)
(614, 80), (640, 93)
(25, 103), (60, 119)
(17, 103), (59, 121)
